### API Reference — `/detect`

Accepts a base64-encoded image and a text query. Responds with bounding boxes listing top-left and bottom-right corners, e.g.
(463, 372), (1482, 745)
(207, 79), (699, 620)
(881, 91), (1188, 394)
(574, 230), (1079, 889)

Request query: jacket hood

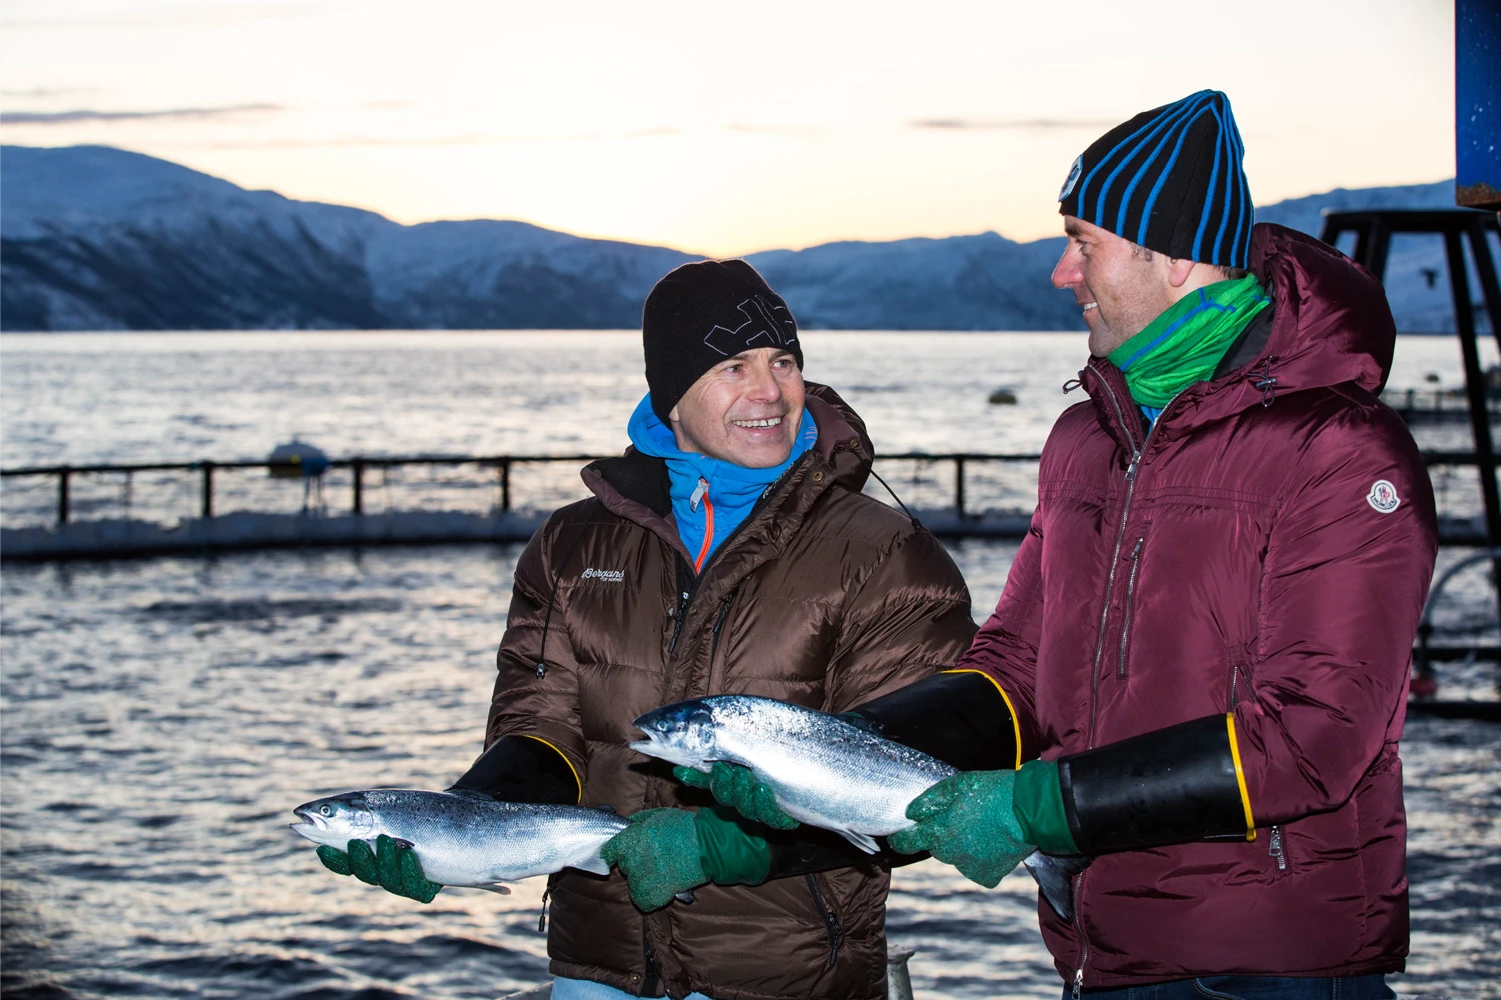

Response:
(1246, 222), (1394, 397)
(1083, 222), (1397, 451)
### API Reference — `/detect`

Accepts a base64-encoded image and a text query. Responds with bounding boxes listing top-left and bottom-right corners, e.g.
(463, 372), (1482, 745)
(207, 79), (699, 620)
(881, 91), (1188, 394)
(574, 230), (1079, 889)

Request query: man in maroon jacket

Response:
(888, 91), (1439, 999)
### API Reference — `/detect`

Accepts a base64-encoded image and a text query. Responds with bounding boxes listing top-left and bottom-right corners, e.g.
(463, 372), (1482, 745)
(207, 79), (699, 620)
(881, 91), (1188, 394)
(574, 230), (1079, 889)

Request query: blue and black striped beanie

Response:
(1058, 90), (1253, 269)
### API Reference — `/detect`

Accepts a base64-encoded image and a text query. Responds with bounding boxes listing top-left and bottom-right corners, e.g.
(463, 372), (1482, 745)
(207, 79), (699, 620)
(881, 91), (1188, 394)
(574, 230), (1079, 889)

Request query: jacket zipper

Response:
(706, 589), (738, 692)
(640, 920), (660, 996)
(664, 458), (808, 659)
(1070, 870), (1088, 1000)
(652, 456), (833, 992)
(690, 477), (715, 573)
(1269, 825), (1287, 871)
(1075, 370), (1186, 993)
(667, 579), (692, 654)
(1117, 537), (1145, 678)
(1085, 365), (1141, 748)
(1073, 370), (1140, 996)
(804, 873), (844, 968)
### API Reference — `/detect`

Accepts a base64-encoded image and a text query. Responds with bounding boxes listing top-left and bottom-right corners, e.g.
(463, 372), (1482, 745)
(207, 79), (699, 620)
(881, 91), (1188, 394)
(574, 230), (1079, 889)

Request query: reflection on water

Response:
(2, 332), (1497, 997)
(2, 546), (1497, 1000)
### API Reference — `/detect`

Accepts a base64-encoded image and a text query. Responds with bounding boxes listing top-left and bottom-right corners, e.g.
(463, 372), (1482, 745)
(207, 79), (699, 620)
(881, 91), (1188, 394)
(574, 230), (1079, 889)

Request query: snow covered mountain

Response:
(0, 145), (1463, 332)
(1, 145), (691, 331)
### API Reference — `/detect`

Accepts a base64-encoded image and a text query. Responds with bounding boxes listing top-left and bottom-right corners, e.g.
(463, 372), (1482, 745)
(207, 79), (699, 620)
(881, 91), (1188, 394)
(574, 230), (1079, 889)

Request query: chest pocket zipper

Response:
(707, 589), (738, 692)
(1268, 825), (1288, 872)
(805, 873), (843, 967)
(1117, 537), (1144, 678)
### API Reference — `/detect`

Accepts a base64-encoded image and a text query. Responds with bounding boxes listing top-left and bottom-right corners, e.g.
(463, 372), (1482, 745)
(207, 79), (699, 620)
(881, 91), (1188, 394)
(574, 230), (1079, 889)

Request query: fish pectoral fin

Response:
(1022, 850), (1090, 922)
(569, 855), (612, 877)
(835, 829), (881, 854)
(673, 890), (695, 904)
(474, 883), (512, 895)
(391, 838), (416, 851)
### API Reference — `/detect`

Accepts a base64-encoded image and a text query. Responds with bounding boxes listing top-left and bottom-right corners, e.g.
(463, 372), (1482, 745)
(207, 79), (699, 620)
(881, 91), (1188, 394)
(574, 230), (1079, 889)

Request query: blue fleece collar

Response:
(627, 394), (817, 569)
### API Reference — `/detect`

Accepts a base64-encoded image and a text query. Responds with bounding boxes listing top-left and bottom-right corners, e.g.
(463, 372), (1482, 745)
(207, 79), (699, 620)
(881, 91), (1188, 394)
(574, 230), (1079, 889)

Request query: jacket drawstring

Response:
(1252, 356), (1279, 408)
(850, 447), (924, 531)
(534, 504), (596, 678)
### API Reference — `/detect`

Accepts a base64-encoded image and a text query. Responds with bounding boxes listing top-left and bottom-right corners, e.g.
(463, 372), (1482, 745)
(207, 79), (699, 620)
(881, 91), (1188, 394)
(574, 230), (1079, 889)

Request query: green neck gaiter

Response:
(1108, 275), (1271, 409)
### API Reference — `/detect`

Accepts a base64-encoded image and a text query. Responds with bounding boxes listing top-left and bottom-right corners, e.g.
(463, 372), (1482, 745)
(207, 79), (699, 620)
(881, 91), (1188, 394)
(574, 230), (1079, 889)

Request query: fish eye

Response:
(320, 805), (332, 817)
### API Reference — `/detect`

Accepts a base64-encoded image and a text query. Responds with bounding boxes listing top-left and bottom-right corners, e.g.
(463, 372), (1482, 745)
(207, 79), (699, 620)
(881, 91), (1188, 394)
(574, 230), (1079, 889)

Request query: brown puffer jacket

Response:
(485, 384), (976, 1000)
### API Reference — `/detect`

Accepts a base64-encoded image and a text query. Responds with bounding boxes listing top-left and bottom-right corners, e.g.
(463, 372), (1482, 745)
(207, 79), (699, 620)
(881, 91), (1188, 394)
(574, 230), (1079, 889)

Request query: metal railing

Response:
(2, 449), (1496, 549)
(0, 452), (1057, 528)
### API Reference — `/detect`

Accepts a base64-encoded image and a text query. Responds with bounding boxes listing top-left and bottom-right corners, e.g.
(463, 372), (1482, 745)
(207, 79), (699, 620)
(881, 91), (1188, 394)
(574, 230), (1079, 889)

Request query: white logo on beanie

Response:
(704, 295), (798, 356)
(1366, 480), (1400, 514)
(1059, 155), (1083, 201)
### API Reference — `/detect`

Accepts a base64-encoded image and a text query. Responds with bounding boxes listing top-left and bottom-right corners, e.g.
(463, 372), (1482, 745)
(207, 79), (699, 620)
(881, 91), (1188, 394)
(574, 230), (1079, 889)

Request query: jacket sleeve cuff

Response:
(1058, 714), (1256, 855)
(695, 805), (772, 885)
(848, 669), (1024, 771)
(449, 734), (582, 804)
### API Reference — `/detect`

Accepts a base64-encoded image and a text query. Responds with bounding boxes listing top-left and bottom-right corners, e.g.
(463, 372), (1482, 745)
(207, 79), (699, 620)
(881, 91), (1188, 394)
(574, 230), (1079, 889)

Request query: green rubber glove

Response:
(672, 762), (799, 830)
(600, 808), (708, 911)
(1010, 759), (1080, 855)
(887, 770), (1035, 888)
(316, 834), (441, 904)
(600, 806), (774, 912)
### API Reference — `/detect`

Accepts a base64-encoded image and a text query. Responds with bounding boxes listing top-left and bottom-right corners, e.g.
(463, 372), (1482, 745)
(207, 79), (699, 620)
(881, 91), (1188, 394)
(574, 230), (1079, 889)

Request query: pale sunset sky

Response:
(0, 0), (1456, 256)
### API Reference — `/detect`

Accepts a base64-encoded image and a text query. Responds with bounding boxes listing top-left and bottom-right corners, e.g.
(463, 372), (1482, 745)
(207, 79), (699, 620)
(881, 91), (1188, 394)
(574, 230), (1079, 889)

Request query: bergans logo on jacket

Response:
(580, 567), (625, 583)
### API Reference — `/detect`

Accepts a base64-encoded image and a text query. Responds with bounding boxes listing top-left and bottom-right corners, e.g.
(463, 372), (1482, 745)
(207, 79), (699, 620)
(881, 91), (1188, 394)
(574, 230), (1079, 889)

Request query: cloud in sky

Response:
(0, 104), (283, 125)
(1, 86), (98, 98)
(159, 124), (823, 150)
(0, 0), (1454, 255)
(0, 4), (329, 31)
(910, 118), (1118, 131)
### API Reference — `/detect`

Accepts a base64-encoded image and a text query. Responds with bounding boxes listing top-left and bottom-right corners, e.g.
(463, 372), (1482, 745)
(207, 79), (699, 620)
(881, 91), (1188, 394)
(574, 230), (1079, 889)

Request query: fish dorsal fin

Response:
(444, 787), (496, 802)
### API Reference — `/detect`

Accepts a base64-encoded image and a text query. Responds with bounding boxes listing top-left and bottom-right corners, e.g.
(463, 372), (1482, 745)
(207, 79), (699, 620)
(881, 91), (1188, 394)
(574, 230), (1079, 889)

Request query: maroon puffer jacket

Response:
(958, 223), (1438, 986)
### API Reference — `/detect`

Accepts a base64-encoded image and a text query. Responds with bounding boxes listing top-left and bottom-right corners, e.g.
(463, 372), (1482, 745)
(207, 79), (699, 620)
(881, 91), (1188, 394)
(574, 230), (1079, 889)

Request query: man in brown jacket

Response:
(315, 260), (993, 1000)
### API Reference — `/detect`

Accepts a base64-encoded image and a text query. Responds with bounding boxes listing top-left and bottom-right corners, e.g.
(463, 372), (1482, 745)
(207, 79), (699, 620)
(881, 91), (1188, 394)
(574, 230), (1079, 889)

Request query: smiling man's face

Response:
(1052, 216), (1177, 357)
(668, 346), (805, 468)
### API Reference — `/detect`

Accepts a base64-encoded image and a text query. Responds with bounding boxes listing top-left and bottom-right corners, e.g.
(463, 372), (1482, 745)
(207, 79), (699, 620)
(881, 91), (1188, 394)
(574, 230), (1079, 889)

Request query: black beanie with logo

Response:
(641, 259), (803, 422)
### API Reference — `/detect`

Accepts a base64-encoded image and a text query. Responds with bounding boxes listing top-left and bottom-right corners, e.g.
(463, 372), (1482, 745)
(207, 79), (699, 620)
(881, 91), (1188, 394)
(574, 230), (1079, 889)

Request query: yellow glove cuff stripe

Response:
(1225, 713), (1256, 841)
(518, 734), (583, 804)
(943, 669), (1023, 770)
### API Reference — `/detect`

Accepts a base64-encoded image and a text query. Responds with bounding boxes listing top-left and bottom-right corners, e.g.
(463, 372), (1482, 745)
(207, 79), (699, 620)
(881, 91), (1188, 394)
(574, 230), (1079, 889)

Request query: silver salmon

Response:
(290, 788), (626, 893)
(630, 694), (1087, 919)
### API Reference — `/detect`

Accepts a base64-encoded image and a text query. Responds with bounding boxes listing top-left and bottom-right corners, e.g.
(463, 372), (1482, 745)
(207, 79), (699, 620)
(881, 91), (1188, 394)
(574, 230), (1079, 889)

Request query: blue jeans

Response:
(1071, 975), (1394, 1000)
(550, 976), (712, 1000)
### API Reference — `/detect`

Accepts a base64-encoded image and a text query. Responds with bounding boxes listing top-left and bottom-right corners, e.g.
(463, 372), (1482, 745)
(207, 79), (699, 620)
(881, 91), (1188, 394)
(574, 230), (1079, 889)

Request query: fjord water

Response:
(2, 332), (1498, 999)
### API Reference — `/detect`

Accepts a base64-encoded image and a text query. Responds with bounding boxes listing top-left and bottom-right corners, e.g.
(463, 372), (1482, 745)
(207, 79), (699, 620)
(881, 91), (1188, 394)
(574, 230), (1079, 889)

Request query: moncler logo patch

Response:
(1366, 480), (1400, 514)
(1059, 154), (1083, 201)
(581, 567), (625, 583)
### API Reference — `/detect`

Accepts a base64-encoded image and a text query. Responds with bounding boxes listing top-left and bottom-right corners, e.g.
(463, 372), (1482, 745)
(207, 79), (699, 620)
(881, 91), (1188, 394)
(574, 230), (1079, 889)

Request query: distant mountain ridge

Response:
(0, 144), (1459, 332)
